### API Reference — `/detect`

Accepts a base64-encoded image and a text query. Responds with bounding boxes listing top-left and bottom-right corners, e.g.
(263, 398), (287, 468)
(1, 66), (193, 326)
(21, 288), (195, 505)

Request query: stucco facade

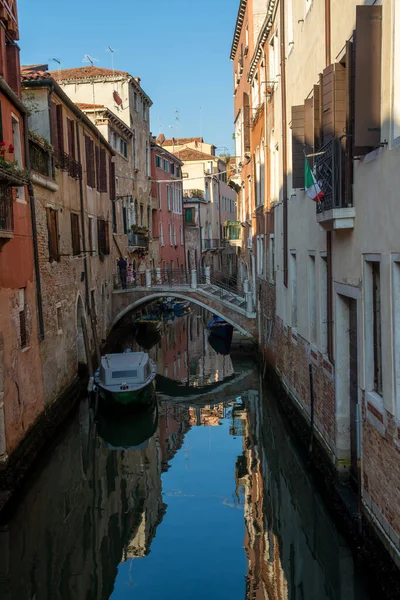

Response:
(21, 66), (115, 407)
(0, 3), (44, 460)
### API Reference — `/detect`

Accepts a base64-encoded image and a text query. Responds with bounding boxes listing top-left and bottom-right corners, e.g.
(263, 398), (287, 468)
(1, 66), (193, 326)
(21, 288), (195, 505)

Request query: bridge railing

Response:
(199, 269), (245, 298)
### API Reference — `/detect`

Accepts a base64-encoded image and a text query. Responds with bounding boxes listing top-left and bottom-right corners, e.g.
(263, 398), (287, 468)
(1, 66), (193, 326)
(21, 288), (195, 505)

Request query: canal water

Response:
(0, 306), (373, 599)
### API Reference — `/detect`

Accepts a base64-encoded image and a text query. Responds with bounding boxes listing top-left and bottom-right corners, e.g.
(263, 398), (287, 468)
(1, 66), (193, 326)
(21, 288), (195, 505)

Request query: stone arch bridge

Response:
(111, 270), (257, 338)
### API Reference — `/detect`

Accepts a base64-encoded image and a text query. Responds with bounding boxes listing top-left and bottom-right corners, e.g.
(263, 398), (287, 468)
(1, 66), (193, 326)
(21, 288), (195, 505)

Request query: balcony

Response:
(0, 184), (14, 244)
(128, 232), (149, 250)
(29, 137), (53, 178)
(315, 138), (355, 231)
(55, 150), (82, 180)
(223, 221), (242, 247)
(202, 238), (220, 251)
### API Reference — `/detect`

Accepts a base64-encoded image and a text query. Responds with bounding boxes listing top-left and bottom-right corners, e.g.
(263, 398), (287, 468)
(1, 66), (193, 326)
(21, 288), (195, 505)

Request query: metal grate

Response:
(0, 184), (13, 232)
(29, 139), (52, 178)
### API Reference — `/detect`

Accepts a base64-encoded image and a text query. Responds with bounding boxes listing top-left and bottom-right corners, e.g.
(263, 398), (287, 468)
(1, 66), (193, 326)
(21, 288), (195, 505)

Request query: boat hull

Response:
(135, 320), (162, 333)
(208, 323), (233, 340)
(97, 379), (156, 411)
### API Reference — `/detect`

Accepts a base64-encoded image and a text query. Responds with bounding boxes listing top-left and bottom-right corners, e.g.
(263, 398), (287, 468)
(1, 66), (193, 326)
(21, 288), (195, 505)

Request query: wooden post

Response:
(90, 313), (101, 366)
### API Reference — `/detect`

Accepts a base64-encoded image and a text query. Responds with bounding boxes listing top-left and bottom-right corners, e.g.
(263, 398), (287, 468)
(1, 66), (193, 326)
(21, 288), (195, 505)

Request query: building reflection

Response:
(236, 387), (368, 600)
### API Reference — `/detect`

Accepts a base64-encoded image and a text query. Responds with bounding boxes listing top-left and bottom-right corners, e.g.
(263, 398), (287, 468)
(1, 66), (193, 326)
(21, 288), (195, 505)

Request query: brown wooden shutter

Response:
(304, 98), (313, 159)
(99, 148), (107, 192)
(291, 105), (305, 188)
(322, 63), (346, 145)
(95, 146), (100, 191)
(85, 136), (95, 188)
(51, 102), (59, 151)
(345, 40), (354, 205)
(109, 159), (116, 200)
(70, 213), (80, 256)
(56, 104), (64, 155)
(46, 208), (59, 262)
(252, 152), (257, 206)
(67, 118), (75, 159)
(354, 5), (382, 149)
(243, 92), (250, 153)
(105, 220), (110, 254)
(313, 84), (321, 151)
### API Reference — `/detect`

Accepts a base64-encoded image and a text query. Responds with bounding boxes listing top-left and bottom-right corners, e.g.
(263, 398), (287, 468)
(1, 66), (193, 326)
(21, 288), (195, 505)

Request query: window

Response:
(109, 129), (116, 149)
(70, 213), (80, 256)
(142, 102), (146, 120)
(140, 204), (143, 226)
(98, 148), (107, 192)
(157, 182), (162, 208)
(173, 225), (177, 246)
(269, 234), (275, 283)
(12, 115), (23, 198)
(97, 219), (110, 255)
(19, 288), (27, 349)
(320, 255), (328, 354)
(160, 223), (164, 246)
(122, 206), (128, 234)
(132, 131), (136, 168)
(308, 254), (316, 344)
(290, 252), (297, 328)
(145, 141), (149, 176)
(134, 91), (138, 112)
(392, 259), (400, 414)
(257, 236), (264, 276)
(176, 166), (180, 178)
(169, 224), (172, 245)
(170, 162), (175, 175)
(163, 159), (169, 171)
(88, 216), (96, 254)
(119, 138), (128, 158)
(167, 185), (171, 210)
(46, 207), (59, 262)
(180, 225), (183, 245)
(67, 118), (75, 160)
(245, 24), (249, 48)
(84, 135), (95, 188)
(185, 207), (194, 224)
(372, 262), (383, 394)
(156, 155), (161, 168)
(56, 303), (62, 333)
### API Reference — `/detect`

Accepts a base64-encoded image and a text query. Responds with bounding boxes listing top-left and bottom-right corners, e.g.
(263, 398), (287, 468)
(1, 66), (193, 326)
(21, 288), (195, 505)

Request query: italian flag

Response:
(304, 157), (324, 202)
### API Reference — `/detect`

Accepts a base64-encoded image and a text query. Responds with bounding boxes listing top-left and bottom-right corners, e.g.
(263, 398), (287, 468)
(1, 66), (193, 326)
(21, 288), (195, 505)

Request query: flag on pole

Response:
(304, 157), (324, 202)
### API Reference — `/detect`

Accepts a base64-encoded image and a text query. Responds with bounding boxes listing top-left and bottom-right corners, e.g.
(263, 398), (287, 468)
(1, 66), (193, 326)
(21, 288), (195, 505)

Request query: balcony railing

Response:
(69, 157), (82, 180)
(128, 232), (149, 249)
(202, 238), (220, 251)
(0, 184), (13, 235)
(54, 150), (82, 180)
(315, 138), (352, 213)
(29, 138), (53, 178)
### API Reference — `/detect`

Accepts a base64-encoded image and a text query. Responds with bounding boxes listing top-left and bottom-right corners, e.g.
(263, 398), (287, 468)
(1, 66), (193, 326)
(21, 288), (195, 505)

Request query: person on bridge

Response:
(117, 256), (128, 289)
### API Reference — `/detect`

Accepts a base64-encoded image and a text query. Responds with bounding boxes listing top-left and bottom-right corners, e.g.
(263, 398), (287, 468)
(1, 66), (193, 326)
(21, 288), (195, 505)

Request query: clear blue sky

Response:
(18, 0), (237, 155)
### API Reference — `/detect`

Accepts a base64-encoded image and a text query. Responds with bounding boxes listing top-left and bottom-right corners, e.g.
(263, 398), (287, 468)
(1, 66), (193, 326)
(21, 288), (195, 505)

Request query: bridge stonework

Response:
(111, 286), (257, 338)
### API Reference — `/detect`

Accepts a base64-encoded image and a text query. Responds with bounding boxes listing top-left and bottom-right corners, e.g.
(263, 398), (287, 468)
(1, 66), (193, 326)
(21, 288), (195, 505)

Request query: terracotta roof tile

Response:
(50, 66), (129, 82)
(172, 148), (217, 162)
(75, 103), (106, 110)
(162, 136), (204, 146)
(21, 64), (52, 81)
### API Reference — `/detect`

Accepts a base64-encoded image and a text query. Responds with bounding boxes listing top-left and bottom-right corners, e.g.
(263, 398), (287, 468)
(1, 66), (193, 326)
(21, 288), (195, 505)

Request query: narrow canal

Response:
(0, 306), (373, 599)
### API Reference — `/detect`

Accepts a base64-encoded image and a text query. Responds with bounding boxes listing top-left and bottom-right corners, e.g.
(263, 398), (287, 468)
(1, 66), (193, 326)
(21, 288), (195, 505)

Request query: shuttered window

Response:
(354, 5), (382, 149)
(85, 136), (95, 188)
(109, 159), (116, 200)
(97, 218), (110, 255)
(46, 208), (59, 262)
(322, 63), (346, 145)
(243, 92), (250, 153)
(291, 105), (305, 188)
(70, 213), (80, 256)
(56, 104), (64, 155)
(95, 146), (101, 191)
(99, 148), (107, 192)
(67, 118), (75, 159)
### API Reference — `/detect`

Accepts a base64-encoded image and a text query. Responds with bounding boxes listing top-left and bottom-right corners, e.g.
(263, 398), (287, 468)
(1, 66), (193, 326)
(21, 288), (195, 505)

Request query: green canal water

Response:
(0, 306), (373, 599)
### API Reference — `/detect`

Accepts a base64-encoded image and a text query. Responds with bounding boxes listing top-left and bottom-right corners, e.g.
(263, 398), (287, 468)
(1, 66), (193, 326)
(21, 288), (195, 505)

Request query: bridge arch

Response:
(110, 292), (254, 338)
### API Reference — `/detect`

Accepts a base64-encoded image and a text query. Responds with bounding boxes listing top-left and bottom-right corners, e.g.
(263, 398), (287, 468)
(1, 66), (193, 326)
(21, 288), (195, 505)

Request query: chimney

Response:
(157, 133), (165, 145)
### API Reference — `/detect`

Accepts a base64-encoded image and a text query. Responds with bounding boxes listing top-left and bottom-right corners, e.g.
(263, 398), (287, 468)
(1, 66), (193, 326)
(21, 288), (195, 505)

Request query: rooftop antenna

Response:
(107, 46), (115, 78)
(82, 54), (99, 105)
(50, 57), (61, 72)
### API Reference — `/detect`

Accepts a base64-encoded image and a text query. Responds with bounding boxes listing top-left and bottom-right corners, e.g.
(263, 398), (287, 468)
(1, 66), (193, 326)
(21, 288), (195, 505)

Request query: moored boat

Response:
(135, 314), (162, 333)
(207, 315), (234, 340)
(94, 350), (156, 410)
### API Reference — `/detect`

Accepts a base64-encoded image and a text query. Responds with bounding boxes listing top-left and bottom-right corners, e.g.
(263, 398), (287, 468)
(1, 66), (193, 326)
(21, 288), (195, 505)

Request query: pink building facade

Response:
(151, 142), (185, 273)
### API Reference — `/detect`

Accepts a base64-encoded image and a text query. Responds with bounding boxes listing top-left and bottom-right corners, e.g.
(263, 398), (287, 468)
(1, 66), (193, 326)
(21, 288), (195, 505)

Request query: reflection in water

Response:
(0, 310), (372, 600)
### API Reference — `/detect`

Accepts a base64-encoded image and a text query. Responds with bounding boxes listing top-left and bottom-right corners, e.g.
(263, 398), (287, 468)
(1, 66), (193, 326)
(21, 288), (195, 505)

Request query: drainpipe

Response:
(280, 0), (288, 288)
(23, 113), (45, 341)
(75, 119), (90, 309)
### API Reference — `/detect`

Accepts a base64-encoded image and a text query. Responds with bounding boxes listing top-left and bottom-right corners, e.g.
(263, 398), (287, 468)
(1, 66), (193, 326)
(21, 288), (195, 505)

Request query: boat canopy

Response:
(100, 352), (151, 385)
